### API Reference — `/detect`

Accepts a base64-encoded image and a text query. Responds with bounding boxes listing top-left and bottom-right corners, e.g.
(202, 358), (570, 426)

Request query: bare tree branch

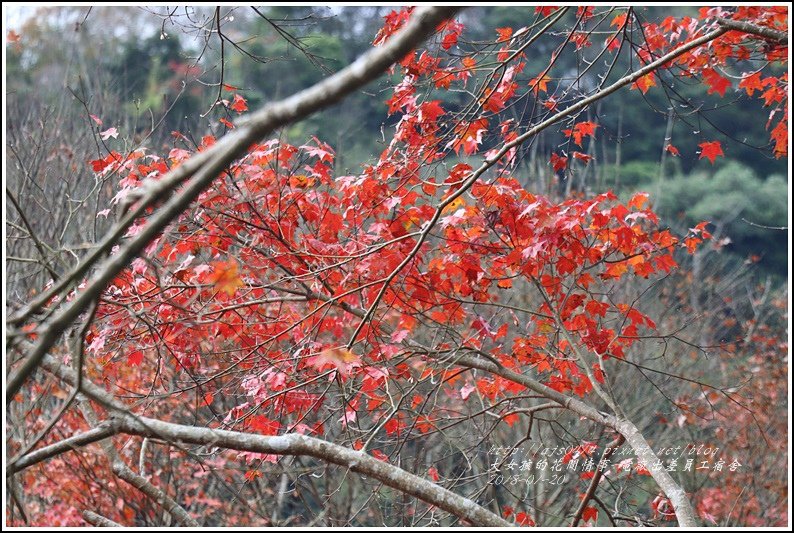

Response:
(8, 422), (118, 474)
(81, 510), (122, 527)
(114, 415), (511, 527)
(571, 434), (625, 526)
(716, 17), (788, 43)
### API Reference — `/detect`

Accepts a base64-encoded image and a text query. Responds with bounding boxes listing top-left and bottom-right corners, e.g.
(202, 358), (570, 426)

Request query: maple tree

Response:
(5, 5), (789, 527)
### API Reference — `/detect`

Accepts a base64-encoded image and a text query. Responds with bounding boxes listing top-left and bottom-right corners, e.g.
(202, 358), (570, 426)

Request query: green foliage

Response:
(603, 161), (660, 189)
(111, 34), (182, 96)
(655, 161), (788, 275)
(108, 33), (202, 132)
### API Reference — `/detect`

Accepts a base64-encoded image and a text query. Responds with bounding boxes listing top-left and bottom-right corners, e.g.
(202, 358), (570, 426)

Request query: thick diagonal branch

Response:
(716, 17), (788, 44)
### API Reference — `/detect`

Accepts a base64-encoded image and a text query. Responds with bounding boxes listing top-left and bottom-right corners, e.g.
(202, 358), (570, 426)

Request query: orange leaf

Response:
(627, 191), (649, 210)
(603, 261), (628, 280)
(244, 470), (262, 482)
(442, 196), (465, 214)
(289, 174), (312, 189)
(495, 27), (513, 42)
(309, 347), (360, 375)
(530, 73), (551, 95)
(207, 259), (245, 296)
(611, 13), (628, 28)
(770, 119), (787, 158)
(632, 72), (656, 94)
(739, 71), (764, 96)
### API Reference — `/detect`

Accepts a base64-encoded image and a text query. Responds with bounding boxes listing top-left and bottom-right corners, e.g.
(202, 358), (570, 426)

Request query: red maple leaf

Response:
(127, 350), (144, 366)
(451, 118), (489, 155)
(535, 6), (557, 17)
(571, 32), (591, 50)
(440, 20), (463, 50)
(739, 71), (764, 96)
(703, 68), (731, 97)
(418, 100), (445, 122)
(564, 121), (598, 146)
(372, 8), (413, 46)
(371, 449), (389, 462)
(651, 494), (675, 520)
(230, 94), (248, 113)
(90, 158), (110, 173)
(427, 466), (440, 481)
(550, 152), (568, 172)
(698, 140), (724, 164)
(605, 35), (621, 52)
(572, 151), (593, 163)
(515, 512), (535, 526)
(581, 506), (598, 522)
